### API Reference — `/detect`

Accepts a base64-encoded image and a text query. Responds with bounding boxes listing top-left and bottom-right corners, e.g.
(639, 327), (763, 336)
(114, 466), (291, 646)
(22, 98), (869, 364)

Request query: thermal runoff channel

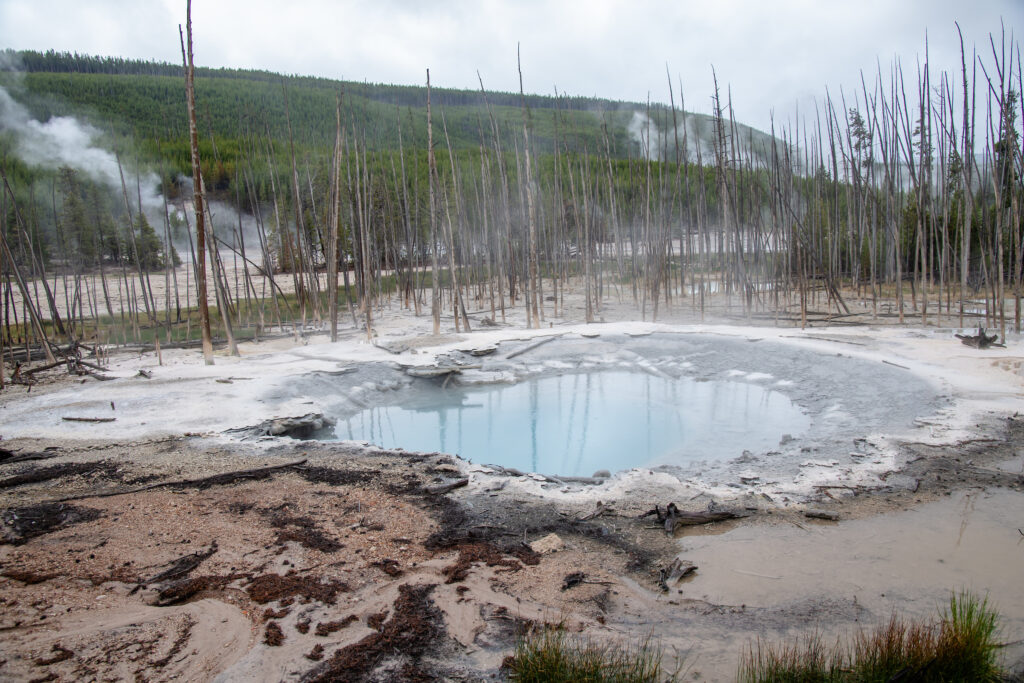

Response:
(336, 371), (809, 477)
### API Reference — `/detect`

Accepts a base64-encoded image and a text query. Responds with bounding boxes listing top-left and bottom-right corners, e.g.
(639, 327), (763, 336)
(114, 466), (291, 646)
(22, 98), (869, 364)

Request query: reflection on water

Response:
(338, 371), (809, 477)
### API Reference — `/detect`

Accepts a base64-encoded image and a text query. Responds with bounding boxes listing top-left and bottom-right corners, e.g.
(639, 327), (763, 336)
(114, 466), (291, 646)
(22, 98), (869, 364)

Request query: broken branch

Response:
(424, 477), (469, 496)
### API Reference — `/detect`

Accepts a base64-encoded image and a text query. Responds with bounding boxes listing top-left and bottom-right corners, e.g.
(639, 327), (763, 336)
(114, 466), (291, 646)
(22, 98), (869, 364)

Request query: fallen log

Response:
(424, 477), (469, 496)
(76, 359), (108, 372)
(503, 333), (564, 359)
(658, 558), (697, 591)
(138, 542), (219, 588)
(803, 509), (840, 521)
(229, 413), (336, 439)
(404, 366), (472, 378)
(54, 459), (308, 502)
(641, 502), (748, 533)
(0, 448), (55, 465)
(955, 328), (1005, 349)
(84, 370), (115, 381)
(21, 360), (64, 377)
(61, 416), (116, 423)
(577, 501), (611, 521)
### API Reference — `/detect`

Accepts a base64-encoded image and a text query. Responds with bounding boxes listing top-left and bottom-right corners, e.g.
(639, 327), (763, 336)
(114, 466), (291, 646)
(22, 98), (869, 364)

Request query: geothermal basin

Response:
(300, 331), (944, 486)
(0, 326), (955, 497)
(336, 371), (810, 477)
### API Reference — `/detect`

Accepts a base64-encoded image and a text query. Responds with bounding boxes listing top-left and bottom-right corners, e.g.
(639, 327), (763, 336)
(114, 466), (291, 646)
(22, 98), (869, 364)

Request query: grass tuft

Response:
(739, 591), (1004, 683)
(506, 626), (678, 683)
(740, 633), (844, 682)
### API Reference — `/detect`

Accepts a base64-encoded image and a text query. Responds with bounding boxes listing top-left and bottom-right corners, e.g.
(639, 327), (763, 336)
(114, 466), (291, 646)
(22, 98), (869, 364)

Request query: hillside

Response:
(1, 49), (776, 173)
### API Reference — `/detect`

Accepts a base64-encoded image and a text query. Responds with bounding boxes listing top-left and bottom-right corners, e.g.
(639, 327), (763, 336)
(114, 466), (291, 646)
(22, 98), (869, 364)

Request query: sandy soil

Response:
(1, 283), (1023, 681)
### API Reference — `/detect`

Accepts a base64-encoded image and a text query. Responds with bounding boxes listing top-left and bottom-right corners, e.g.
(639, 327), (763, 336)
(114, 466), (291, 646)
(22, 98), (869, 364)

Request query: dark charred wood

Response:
(424, 477), (469, 495)
(229, 414), (336, 439)
(955, 328), (1005, 349)
(658, 558), (697, 591)
(561, 571), (586, 590)
(804, 509), (840, 521)
(55, 459), (308, 502)
(146, 543), (219, 585)
(0, 448), (54, 465)
(641, 502), (748, 533)
(577, 501), (611, 521)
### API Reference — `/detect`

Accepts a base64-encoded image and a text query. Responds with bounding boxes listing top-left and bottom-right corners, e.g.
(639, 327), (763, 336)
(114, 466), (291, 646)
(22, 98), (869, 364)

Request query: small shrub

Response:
(738, 591), (1004, 683)
(506, 626), (677, 683)
(740, 632), (844, 682)
(932, 591), (1002, 682)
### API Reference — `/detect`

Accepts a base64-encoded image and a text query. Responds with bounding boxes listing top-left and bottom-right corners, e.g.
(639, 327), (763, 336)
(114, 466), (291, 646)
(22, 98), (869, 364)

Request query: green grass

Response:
(506, 626), (678, 683)
(739, 592), (1004, 683)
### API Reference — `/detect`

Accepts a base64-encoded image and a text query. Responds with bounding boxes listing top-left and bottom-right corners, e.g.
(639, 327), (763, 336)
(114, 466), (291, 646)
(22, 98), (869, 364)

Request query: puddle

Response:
(679, 489), (1024, 626)
(993, 454), (1024, 475)
(334, 371), (809, 477)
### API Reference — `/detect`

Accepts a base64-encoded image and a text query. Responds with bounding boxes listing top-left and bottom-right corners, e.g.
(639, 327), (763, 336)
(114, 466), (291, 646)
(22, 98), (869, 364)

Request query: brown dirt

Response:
(302, 583), (446, 682)
(264, 621), (285, 646)
(262, 508), (344, 553)
(246, 572), (350, 605)
(263, 606), (291, 620)
(0, 437), (571, 680)
(315, 615), (357, 636)
(442, 541), (539, 583)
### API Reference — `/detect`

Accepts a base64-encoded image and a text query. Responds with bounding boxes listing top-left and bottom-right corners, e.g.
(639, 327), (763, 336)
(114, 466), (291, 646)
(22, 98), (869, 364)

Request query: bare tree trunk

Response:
(440, 112), (471, 332)
(518, 46), (540, 328)
(328, 93), (343, 342)
(180, 1), (213, 364)
(427, 69), (441, 335)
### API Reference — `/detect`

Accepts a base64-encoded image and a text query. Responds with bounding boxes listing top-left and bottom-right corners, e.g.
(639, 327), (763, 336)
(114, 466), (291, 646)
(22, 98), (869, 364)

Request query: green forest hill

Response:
(1, 49), (774, 191)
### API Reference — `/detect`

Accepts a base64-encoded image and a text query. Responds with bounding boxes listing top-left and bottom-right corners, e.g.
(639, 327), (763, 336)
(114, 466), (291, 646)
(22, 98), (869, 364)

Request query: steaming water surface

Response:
(337, 371), (809, 477)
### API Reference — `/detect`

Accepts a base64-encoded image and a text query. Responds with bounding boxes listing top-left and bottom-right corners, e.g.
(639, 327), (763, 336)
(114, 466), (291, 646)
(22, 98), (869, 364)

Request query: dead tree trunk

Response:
(427, 69), (441, 335)
(518, 46), (540, 328)
(328, 93), (343, 342)
(180, 1), (213, 365)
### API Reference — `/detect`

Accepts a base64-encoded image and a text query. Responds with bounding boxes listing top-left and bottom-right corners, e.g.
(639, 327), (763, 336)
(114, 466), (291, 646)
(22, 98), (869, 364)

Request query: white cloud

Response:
(1, 0), (1020, 132)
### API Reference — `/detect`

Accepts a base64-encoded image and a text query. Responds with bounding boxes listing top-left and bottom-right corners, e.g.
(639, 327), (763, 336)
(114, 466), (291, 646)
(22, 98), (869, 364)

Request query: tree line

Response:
(0, 27), (1020, 373)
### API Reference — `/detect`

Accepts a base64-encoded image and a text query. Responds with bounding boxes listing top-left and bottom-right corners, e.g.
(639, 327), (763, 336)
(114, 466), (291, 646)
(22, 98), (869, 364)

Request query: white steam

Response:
(627, 110), (773, 166)
(0, 84), (163, 212)
(0, 85), (264, 261)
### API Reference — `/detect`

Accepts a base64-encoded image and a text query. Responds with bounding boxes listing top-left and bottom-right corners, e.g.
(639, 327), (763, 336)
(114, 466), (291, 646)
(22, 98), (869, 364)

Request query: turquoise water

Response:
(337, 371), (809, 477)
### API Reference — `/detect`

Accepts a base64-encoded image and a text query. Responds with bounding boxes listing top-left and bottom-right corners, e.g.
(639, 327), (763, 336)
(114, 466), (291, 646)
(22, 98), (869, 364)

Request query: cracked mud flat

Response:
(1, 301), (1023, 681)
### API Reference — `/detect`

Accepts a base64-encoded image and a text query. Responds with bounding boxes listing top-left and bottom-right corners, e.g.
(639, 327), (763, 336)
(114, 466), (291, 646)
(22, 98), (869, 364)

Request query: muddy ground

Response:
(0, 419), (1021, 681)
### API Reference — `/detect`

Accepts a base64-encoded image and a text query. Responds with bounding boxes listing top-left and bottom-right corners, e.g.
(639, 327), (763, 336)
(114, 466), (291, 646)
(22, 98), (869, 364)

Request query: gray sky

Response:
(1, 0), (1021, 132)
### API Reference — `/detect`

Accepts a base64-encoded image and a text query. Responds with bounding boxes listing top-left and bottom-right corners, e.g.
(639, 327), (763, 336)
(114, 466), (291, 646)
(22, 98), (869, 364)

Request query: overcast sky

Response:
(1, 0), (1021, 132)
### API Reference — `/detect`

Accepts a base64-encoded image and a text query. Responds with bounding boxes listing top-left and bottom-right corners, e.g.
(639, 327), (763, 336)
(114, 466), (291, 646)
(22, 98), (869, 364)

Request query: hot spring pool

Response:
(335, 371), (810, 477)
